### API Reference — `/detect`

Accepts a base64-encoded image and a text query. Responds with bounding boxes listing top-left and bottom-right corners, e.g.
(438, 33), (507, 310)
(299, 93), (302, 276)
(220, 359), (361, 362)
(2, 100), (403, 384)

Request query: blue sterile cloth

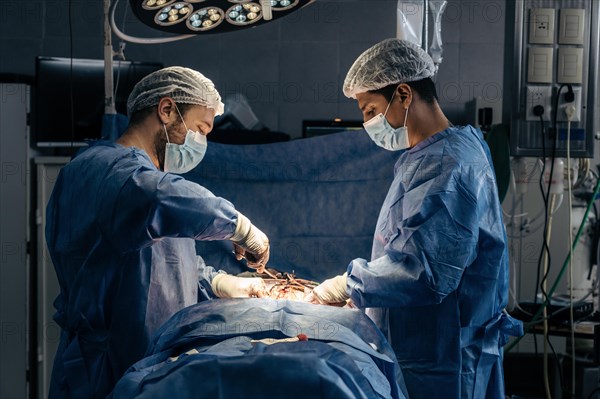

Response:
(109, 299), (407, 399)
(186, 130), (399, 282)
(101, 112), (129, 141)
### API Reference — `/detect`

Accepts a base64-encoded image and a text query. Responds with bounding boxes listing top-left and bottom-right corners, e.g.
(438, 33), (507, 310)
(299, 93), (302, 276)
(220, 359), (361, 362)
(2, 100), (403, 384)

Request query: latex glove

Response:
(230, 212), (270, 272)
(306, 273), (349, 305)
(211, 274), (268, 298)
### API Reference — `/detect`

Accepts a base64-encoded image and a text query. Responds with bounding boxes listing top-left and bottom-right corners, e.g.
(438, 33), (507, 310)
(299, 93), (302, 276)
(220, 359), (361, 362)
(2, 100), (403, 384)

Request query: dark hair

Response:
(129, 102), (195, 127)
(370, 77), (438, 105)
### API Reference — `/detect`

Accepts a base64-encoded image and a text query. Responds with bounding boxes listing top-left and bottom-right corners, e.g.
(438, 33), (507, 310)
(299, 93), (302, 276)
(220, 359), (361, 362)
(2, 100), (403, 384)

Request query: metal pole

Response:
(104, 0), (116, 115)
(423, 0), (429, 53)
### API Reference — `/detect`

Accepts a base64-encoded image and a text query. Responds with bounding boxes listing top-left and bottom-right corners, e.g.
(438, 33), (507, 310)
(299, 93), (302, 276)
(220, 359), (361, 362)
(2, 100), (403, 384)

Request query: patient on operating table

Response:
(241, 268), (317, 300)
(237, 268), (350, 306)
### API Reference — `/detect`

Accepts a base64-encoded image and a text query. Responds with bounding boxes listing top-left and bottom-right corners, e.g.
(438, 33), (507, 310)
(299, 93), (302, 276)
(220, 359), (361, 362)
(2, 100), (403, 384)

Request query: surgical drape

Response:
(109, 299), (407, 399)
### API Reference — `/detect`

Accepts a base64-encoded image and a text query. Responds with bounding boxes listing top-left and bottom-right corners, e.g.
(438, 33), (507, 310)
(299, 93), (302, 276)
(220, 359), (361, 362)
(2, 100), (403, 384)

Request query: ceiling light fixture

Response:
(129, 0), (314, 35)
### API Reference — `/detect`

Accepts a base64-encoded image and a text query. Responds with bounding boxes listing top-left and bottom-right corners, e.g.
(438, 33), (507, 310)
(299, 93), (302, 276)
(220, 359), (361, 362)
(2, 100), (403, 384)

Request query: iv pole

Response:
(104, 0), (116, 118)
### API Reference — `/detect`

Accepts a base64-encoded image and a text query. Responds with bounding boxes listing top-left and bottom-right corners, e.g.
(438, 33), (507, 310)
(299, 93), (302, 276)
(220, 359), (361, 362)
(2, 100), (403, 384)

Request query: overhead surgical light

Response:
(103, 0), (314, 139)
(127, 0), (315, 35)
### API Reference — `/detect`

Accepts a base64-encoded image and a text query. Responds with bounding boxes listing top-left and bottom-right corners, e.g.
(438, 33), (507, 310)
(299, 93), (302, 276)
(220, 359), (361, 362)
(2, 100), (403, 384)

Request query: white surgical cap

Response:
(343, 39), (436, 99)
(127, 66), (225, 117)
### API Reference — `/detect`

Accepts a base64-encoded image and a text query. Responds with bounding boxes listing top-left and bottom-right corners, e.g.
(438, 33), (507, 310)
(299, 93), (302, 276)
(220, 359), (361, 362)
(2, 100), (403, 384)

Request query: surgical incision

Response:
(259, 271), (318, 301)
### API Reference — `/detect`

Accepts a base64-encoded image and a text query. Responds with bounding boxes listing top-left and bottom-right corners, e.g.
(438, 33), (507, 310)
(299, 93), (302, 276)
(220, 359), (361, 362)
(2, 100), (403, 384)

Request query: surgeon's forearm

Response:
(346, 255), (449, 308)
(196, 256), (221, 300)
(152, 181), (238, 241)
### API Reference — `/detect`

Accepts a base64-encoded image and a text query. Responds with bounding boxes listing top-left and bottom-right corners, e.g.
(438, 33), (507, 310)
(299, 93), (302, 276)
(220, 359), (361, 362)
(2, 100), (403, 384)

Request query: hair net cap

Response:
(127, 66), (225, 117)
(343, 39), (436, 99)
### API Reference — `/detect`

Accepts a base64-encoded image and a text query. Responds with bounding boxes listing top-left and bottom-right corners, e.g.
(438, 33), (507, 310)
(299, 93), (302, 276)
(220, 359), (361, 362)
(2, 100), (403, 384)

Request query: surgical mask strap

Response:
(383, 87), (408, 128)
(163, 103), (189, 145)
(174, 104), (190, 132)
(383, 90), (396, 118)
(163, 124), (170, 144)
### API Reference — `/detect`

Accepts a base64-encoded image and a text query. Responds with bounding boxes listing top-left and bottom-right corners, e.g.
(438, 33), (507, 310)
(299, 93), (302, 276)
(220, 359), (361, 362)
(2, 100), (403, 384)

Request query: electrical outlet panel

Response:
(509, 3), (595, 158)
(527, 47), (554, 83)
(556, 86), (582, 122)
(474, 96), (502, 128)
(525, 85), (552, 121)
(557, 47), (584, 84)
(529, 8), (555, 44)
(559, 9), (585, 45)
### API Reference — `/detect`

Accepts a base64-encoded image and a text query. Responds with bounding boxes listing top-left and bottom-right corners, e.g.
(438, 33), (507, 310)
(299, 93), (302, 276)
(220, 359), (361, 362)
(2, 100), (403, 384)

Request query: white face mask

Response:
(163, 105), (208, 174)
(363, 90), (410, 151)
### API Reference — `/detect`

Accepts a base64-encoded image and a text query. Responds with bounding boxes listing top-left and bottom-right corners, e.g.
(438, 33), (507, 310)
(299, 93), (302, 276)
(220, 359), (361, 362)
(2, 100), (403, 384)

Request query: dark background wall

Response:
(0, 0), (506, 139)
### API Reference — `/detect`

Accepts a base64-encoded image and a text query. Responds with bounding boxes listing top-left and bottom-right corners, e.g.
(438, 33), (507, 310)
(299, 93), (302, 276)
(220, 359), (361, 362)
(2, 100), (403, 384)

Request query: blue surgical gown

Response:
(45, 141), (238, 399)
(347, 126), (523, 399)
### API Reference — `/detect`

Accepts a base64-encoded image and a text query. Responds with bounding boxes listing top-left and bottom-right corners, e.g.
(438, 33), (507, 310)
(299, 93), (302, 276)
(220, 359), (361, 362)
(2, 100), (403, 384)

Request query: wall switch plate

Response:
(557, 47), (584, 84)
(559, 8), (585, 45)
(529, 8), (555, 44)
(528, 47), (554, 83)
(525, 85), (552, 121)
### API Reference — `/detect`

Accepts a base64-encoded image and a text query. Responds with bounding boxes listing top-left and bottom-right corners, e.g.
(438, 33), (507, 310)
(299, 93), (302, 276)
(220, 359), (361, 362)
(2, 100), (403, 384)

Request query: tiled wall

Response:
(0, 0), (506, 138)
(435, 0), (506, 124)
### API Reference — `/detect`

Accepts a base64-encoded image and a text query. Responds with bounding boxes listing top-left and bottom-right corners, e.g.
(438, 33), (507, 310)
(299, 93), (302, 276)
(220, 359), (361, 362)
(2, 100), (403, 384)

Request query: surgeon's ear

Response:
(396, 84), (412, 108)
(157, 97), (176, 124)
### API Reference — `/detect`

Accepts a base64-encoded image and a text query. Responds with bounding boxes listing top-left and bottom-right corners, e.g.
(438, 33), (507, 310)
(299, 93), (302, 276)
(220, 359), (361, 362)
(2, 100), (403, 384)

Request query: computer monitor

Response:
(302, 119), (364, 138)
(33, 57), (163, 147)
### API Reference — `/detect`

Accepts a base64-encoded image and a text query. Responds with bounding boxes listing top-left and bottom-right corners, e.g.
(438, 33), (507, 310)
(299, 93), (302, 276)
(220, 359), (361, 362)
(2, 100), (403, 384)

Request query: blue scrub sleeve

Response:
(197, 256), (222, 300)
(347, 167), (481, 308)
(100, 167), (238, 253)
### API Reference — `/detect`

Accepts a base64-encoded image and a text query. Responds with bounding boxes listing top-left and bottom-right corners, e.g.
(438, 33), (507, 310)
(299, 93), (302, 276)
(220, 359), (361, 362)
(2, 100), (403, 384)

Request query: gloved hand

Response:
(230, 212), (270, 272)
(211, 274), (268, 298)
(306, 273), (349, 305)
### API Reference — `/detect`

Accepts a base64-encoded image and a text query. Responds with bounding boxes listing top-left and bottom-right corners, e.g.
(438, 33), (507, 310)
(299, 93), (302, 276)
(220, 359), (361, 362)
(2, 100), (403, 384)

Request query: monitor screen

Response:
(33, 57), (163, 147)
(302, 119), (364, 138)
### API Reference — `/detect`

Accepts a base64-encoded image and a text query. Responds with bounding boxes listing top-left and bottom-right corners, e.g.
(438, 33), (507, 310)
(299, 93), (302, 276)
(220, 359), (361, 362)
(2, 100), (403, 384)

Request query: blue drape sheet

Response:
(186, 130), (399, 281)
(109, 299), (407, 399)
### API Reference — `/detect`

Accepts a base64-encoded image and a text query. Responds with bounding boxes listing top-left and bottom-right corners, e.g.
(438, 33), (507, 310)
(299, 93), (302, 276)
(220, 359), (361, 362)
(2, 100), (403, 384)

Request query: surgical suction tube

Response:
(506, 174), (600, 352)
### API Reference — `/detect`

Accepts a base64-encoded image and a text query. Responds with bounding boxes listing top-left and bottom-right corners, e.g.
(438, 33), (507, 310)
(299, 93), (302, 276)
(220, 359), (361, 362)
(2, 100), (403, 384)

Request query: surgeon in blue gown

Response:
(307, 39), (523, 399)
(46, 67), (271, 399)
